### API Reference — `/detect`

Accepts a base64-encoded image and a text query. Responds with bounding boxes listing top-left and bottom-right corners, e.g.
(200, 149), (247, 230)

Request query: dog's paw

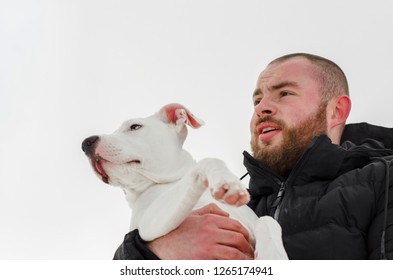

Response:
(210, 181), (250, 206)
(197, 158), (250, 206)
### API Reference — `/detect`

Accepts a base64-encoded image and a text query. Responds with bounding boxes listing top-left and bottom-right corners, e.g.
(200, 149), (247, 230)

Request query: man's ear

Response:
(327, 95), (351, 144)
(329, 95), (351, 128)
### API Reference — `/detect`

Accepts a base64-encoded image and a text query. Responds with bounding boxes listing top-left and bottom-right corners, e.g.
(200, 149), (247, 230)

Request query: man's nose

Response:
(254, 96), (277, 117)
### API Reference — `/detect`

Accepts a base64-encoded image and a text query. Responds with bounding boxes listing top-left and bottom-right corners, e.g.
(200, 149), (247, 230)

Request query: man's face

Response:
(250, 58), (328, 176)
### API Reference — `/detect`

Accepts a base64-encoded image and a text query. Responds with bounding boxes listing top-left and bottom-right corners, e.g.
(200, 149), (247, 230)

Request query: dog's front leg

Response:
(133, 169), (209, 241)
(134, 158), (249, 242)
(196, 158), (249, 206)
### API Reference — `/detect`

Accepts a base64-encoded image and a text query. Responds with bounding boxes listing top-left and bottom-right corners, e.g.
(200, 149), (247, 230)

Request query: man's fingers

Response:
(192, 204), (250, 243)
(189, 203), (254, 259)
(213, 245), (254, 260)
(215, 230), (254, 259)
(191, 203), (229, 217)
(213, 215), (251, 242)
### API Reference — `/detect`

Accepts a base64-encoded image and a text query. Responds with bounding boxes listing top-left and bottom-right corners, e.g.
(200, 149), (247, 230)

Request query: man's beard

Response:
(250, 103), (328, 177)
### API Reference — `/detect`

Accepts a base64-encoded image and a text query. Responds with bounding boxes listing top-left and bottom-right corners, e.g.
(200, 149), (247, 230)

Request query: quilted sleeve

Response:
(367, 160), (393, 260)
(113, 229), (160, 260)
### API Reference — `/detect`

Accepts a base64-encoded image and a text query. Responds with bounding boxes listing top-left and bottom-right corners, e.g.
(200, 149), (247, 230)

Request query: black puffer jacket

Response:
(114, 122), (393, 260)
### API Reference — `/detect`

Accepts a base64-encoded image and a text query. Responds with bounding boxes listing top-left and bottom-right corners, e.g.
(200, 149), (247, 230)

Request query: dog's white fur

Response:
(83, 103), (288, 259)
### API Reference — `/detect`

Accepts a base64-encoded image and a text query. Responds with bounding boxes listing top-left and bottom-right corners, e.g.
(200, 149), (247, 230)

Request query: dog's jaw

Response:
(90, 157), (144, 186)
(91, 159), (110, 184)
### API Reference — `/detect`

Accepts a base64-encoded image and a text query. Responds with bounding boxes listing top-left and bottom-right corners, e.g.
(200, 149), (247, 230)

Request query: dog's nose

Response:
(82, 136), (99, 156)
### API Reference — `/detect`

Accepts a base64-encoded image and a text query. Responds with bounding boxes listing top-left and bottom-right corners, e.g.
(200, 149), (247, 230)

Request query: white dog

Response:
(82, 103), (288, 259)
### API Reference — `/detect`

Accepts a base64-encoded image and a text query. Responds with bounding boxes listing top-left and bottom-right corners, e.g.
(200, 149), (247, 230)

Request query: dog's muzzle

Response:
(82, 136), (111, 184)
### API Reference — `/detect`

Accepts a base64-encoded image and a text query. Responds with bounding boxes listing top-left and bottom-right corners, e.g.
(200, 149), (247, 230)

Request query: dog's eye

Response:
(130, 124), (142, 131)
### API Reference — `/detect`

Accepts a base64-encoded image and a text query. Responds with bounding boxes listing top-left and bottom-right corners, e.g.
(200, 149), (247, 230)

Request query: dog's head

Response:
(82, 103), (204, 192)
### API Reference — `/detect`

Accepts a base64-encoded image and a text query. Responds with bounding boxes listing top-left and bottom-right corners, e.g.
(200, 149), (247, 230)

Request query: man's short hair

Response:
(269, 53), (349, 101)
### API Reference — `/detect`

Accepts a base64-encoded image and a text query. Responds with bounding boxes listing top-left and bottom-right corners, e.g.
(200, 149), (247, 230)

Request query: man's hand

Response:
(147, 203), (254, 259)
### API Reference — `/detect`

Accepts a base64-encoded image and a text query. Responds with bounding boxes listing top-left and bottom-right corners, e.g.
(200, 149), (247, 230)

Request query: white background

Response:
(1, 0), (392, 259)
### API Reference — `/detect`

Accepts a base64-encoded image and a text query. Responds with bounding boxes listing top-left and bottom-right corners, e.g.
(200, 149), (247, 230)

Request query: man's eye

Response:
(130, 124), (142, 131)
(280, 91), (292, 97)
(253, 99), (261, 106)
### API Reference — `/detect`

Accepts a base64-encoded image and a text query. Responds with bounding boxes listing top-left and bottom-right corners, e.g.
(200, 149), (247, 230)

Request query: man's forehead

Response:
(256, 58), (317, 88)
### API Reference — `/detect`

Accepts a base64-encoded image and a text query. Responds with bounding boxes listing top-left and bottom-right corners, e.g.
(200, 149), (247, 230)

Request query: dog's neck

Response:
(121, 151), (197, 206)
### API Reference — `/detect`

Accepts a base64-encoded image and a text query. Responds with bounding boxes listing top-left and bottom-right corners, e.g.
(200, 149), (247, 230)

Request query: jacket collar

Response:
(244, 136), (347, 197)
(341, 122), (393, 149)
(244, 123), (393, 197)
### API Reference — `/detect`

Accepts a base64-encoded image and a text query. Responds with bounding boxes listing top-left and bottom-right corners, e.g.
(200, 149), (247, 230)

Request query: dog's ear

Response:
(158, 103), (205, 129)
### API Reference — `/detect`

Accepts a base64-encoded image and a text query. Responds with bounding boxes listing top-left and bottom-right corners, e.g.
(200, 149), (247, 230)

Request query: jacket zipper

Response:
(270, 182), (286, 220)
(268, 137), (324, 220)
(270, 138), (322, 221)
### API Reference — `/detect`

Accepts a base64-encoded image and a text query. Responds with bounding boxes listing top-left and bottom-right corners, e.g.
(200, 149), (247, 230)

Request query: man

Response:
(114, 53), (393, 259)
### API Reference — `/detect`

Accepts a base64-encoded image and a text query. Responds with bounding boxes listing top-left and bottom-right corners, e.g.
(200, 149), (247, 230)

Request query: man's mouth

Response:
(257, 123), (282, 142)
(261, 127), (279, 134)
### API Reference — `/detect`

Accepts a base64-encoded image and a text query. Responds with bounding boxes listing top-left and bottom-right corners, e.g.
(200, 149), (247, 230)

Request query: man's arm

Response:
(367, 163), (393, 260)
(113, 229), (159, 260)
(148, 203), (254, 260)
(114, 203), (254, 260)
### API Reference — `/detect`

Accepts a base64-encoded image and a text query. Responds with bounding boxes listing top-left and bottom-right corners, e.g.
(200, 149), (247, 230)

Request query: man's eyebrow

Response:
(253, 81), (300, 98)
(253, 89), (262, 98)
(270, 81), (299, 91)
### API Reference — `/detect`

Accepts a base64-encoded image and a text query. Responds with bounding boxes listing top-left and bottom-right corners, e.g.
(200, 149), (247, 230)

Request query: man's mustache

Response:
(255, 116), (285, 128)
